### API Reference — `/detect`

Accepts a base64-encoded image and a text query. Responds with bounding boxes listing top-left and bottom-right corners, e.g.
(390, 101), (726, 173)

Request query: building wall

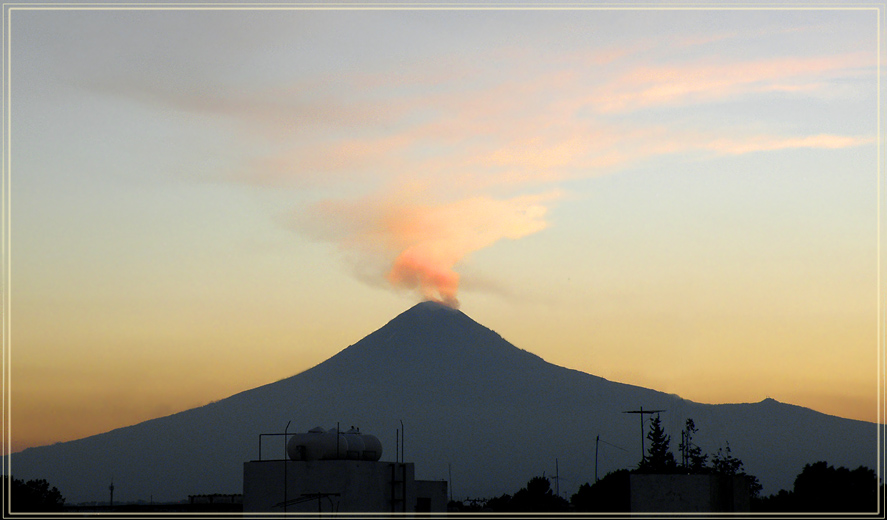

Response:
(629, 473), (750, 512)
(242, 460), (446, 513)
(413, 480), (449, 512)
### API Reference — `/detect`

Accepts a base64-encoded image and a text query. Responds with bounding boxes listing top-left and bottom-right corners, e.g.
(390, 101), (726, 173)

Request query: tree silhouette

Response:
(711, 443), (743, 475)
(678, 418), (707, 471)
(482, 475), (569, 512)
(753, 461), (879, 512)
(636, 413), (676, 473)
(571, 469), (630, 512)
(510, 476), (569, 512)
(793, 461), (877, 512)
(710, 442), (761, 499)
(2, 477), (65, 512)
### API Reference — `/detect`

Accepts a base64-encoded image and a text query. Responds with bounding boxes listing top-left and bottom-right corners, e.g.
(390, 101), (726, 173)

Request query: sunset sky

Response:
(6, 4), (882, 453)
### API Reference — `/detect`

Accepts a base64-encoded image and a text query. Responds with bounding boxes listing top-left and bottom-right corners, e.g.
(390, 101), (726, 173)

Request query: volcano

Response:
(8, 301), (878, 504)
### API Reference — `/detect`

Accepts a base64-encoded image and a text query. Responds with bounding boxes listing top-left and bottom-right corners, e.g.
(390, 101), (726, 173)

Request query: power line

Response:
(594, 435), (628, 483)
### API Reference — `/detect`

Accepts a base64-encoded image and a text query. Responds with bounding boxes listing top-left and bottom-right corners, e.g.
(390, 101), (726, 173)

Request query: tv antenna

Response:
(622, 406), (665, 462)
(547, 458), (567, 499)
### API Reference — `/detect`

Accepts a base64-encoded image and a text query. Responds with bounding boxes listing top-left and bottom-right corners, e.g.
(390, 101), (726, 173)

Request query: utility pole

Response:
(108, 480), (114, 509)
(595, 435), (599, 483)
(594, 435), (627, 483)
(284, 420), (291, 516)
(622, 406), (665, 462)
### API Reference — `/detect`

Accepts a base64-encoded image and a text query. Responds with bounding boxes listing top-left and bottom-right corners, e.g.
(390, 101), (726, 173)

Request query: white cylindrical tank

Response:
(343, 428), (365, 460)
(286, 425), (379, 461)
(360, 434), (383, 461)
(323, 428), (349, 460)
(287, 426), (330, 461)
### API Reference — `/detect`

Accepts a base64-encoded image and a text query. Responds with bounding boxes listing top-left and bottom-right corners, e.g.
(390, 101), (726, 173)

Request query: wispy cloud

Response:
(590, 52), (874, 113)
(704, 134), (875, 155)
(88, 21), (875, 303)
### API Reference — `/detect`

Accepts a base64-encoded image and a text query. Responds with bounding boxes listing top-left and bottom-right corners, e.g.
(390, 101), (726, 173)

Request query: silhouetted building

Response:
(243, 459), (447, 513)
(630, 474), (750, 512)
(242, 426), (447, 513)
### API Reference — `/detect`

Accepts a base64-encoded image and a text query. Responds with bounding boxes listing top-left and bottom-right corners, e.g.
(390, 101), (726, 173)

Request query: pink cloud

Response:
(591, 52), (874, 112)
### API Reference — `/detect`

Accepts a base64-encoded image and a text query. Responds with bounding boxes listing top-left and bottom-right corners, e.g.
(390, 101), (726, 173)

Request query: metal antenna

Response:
(622, 406), (665, 462)
(448, 463), (453, 502)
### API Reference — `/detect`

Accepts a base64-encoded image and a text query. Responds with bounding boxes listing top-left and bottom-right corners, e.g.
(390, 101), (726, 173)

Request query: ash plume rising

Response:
(295, 192), (556, 307)
(387, 248), (460, 308)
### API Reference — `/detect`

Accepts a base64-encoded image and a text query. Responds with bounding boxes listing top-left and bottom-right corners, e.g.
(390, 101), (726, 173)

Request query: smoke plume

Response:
(298, 192), (555, 308)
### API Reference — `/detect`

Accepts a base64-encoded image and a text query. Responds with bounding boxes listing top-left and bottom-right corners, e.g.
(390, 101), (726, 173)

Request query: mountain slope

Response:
(9, 301), (878, 504)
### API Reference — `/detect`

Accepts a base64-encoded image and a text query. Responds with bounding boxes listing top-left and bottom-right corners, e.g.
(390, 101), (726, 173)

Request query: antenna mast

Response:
(622, 406), (665, 462)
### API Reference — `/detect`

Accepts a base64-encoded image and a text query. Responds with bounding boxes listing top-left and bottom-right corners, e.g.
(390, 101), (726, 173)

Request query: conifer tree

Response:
(637, 413), (676, 473)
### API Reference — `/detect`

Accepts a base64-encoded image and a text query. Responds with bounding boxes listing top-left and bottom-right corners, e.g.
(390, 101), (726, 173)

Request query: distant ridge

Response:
(9, 302), (878, 504)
